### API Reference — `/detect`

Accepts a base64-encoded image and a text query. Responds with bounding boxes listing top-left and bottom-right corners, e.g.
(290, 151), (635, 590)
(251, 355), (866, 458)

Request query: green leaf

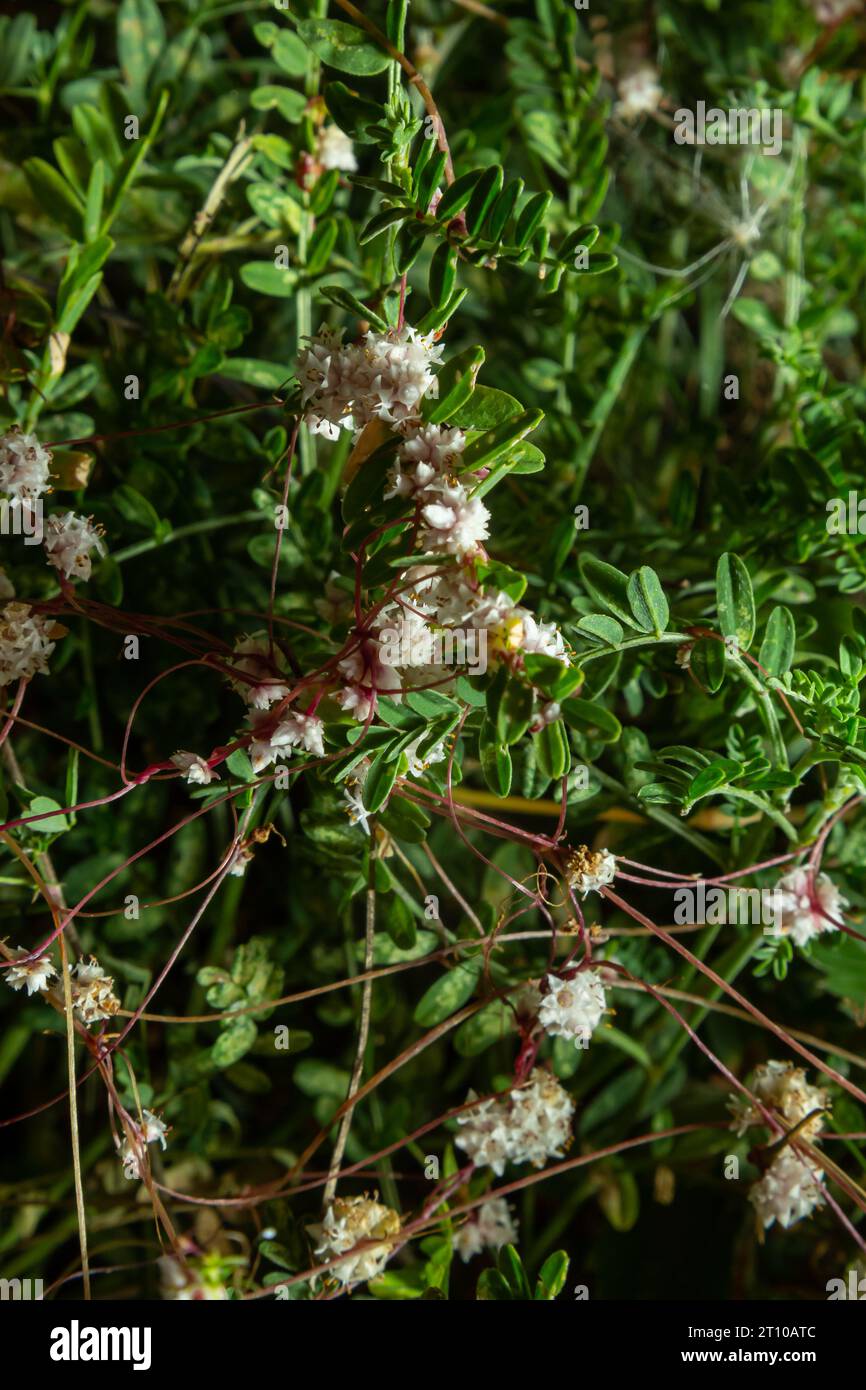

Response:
(211, 1016), (258, 1069)
(363, 751), (399, 813)
(325, 81), (382, 141)
(759, 606), (796, 677)
(450, 385), (522, 430)
(435, 168), (484, 223)
(686, 764), (730, 802)
(246, 181), (303, 232)
(533, 719), (570, 779)
(413, 958), (482, 1027)
(498, 1245), (532, 1299)
(28, 796), (69, 836)
(415, 287), (468, 336)
(23, 158), (83, 239)
(459, 409), (544, 476)
(226, 749), (255, 782)
(117, 0), (165, 106)
(83, 160), (105, 243)
(240, 262), (299, 298)
(219, 358), (291, 391)
(320, 285), (388, 332)
(578, 555), (639, 629)
(487, 177), (524, 242)
(560, 696), (621, 742)
(716, 553), (756, 651)
(428, 241), (458, 308)
(383, 893), (417, 951)
(294, 1059), (350, 1101)
(465, 165), (504, 236)
(358, 206), (413, 245)
(112, 483), (161, 533)
(690, 638), (725, 693)
(627, 566), (669, 636)
(251, 86), (307, 123)
(480, 717), (513, 797)
(454, 999), (514, 1055)
(296, 18), (390, 76)
(577, 614), (623, 646)
(535, 1251), (570, 1300)
(271, 30), (309, 77)
(498, 677), (534, 746)
(514, 191), (552, 249)
(425, 345), (485, 424)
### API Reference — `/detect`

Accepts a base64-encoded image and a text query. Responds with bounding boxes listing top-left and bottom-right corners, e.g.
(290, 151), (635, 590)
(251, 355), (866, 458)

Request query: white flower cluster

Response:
(4, 946), (57, 996)
(118, 1109), (169, 1181)
(772, 868), (844, 947)
(456, 1068), (575, 1176)
(730, 1061), (829, 1231)
(296, 325), (570, 727)
(44, 511), (106, 582)
(171, 751), (219, 785)
(452, 1197), (518, 1262)
(248, 708), (325, 772)
(730, 1059), (828, 1140)
(311, 1194), (401, 1287)
(538, 970), (607, 1048)
(565, 845), (617, 898)
(0, 427), (51, 502)
(227, 633), (290, 710)
(750, 1149), (826, 1232)
(298, 323), (444, 439)
(615, 65), (663, 121)
(71, 956), (121, 1026)
(385, 422), (492, 556)
(316, 124), (358, 173)
(0, 601), (56, 687)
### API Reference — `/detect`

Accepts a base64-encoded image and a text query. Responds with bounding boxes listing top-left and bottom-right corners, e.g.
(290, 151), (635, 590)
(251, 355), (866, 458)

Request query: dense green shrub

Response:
(1, 0), (865, 1302)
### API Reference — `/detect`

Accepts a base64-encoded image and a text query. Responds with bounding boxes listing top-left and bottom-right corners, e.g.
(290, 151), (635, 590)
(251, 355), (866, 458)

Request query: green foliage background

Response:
(1, 0), (865, 1301)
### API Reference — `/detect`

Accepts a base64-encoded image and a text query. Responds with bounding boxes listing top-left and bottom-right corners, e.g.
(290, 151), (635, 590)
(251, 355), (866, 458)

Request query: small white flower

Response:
(419, 482), (490, 555)
(298, 324), (444, 438)
(43, 512), (106, 582)
(565, 846), (616, 897)
(517, 609), (568, 662)
(750, 1149), (825, 1230)
(141, 1109), (169, 1148)
(171, 751), (219, 785)
(0, 427), (52, 503)
(71, 956), (120, 1025)
(538, 971), (607, 1047)
(729, 1060), (828, 1140)
(403, 735), (445, 779)
(343, 783), (372, 834)
(5, 947), (57, 996)
(248, 710), (325, 772)
(772, 868), (844, 947)
(615, 65), (663, 121)
(272, 711), (325, 758)
(456, 1069), (575, 1175)
(337, 641), (403, 723)
(317, 124), (358, 173)
(310, 1195), (400, 1287)
(453, 1197), (518, 1262)
(385, 424), (466, 499)
(117, 1108), (169, 1180)
(227, 634), (290, 709)
(0, 601), (56, 687)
